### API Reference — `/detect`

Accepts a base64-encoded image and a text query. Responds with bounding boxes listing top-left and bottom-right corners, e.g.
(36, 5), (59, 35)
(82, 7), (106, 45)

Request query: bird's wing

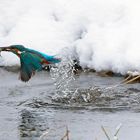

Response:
(26, 48), (61, 64)
(20, 52), (43, 82)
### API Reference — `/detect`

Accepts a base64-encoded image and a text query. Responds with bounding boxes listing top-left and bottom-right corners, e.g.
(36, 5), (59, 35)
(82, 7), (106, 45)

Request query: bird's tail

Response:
(48, 56), (61, 64)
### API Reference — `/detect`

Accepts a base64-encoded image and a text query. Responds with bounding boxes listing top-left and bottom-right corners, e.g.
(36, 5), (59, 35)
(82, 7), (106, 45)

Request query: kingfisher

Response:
(0, 45), (61, 82)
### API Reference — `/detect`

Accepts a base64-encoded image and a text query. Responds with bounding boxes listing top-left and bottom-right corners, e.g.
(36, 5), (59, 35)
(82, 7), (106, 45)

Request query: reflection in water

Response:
(18, 108), (67, 140)
(19, 109), (49, 140)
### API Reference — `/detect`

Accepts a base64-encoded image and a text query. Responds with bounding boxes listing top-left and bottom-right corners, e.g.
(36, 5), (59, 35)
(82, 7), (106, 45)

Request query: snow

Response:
(0, 0), (140, 74)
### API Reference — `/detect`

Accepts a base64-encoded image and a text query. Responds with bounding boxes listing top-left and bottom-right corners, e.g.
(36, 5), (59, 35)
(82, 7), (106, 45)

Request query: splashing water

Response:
(50, 47), (127, 106)
(50, 47), (117, 105)
(50, 47), (76, 97)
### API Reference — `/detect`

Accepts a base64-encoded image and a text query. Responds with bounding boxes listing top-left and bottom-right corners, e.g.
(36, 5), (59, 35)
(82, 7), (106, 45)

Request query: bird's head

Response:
(0, 45), (26, 55)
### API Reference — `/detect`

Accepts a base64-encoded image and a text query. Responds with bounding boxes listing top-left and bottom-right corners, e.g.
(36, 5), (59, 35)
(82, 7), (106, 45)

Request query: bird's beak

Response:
(0, 46), (11, 52)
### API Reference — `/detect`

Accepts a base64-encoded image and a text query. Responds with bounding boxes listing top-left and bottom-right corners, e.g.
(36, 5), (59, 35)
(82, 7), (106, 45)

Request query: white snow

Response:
(0, 0), (140, 74)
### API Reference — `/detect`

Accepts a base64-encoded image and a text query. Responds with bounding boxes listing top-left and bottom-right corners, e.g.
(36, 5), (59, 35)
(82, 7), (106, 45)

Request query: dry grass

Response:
(101, 123), (122, 140)
(123, 74), (140, 84)
(39, 124), (122, 140)
(96, 70), (140, 84)
(39, 129), (49, 140)
(61, 126), (70, 140)
(101, 126), (111, 140)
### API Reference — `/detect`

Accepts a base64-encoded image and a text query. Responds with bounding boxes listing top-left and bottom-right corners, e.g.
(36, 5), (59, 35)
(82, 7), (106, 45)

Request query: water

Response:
(1, 67), (140, 140)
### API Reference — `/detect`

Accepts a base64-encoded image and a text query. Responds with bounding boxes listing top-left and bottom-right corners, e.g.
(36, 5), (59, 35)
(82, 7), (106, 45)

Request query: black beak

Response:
(0, 46), (11, 52)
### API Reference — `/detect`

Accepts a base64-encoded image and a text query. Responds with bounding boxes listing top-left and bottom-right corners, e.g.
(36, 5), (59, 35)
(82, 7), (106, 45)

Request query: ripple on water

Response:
(22, 84), (140, 112)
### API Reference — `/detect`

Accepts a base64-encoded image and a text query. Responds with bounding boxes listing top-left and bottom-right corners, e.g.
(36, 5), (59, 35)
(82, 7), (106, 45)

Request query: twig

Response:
(121, 75), (131, 84)
(114, 123), (122, 137)
(39, 130), (49, 140)
(101, 126), (111, 140)
(61, 126), (70, 140)
(123, 75), (140, 84)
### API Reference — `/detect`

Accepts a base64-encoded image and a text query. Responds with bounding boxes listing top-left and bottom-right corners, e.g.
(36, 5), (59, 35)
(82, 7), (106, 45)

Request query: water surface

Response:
(0, 68), (140, 140)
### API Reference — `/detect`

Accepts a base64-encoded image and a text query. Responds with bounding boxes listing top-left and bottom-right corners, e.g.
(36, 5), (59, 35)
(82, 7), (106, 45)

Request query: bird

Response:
(0, 45), (61, 82)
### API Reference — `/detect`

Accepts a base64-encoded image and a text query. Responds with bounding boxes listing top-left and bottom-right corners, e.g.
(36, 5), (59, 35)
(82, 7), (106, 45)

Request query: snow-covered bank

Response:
(0, 0), (140, 74)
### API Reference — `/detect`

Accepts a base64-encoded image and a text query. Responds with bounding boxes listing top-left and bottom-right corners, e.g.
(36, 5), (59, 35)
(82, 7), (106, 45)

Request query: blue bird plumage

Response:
(0, 45), (61, 82)
(26, 48), (61, 63)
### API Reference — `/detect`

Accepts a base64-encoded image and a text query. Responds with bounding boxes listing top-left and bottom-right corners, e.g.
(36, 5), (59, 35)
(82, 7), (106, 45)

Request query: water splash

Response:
(50, 47), (76, 97)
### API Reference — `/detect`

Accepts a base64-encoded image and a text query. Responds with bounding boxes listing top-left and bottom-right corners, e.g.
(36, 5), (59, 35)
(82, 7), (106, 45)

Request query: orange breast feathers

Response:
(41, 59), (50, 64)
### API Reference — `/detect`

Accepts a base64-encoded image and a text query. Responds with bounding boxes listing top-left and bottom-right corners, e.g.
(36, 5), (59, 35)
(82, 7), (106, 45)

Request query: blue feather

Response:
(20, 52), (43, 81)
(26, 48), (61, 63)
